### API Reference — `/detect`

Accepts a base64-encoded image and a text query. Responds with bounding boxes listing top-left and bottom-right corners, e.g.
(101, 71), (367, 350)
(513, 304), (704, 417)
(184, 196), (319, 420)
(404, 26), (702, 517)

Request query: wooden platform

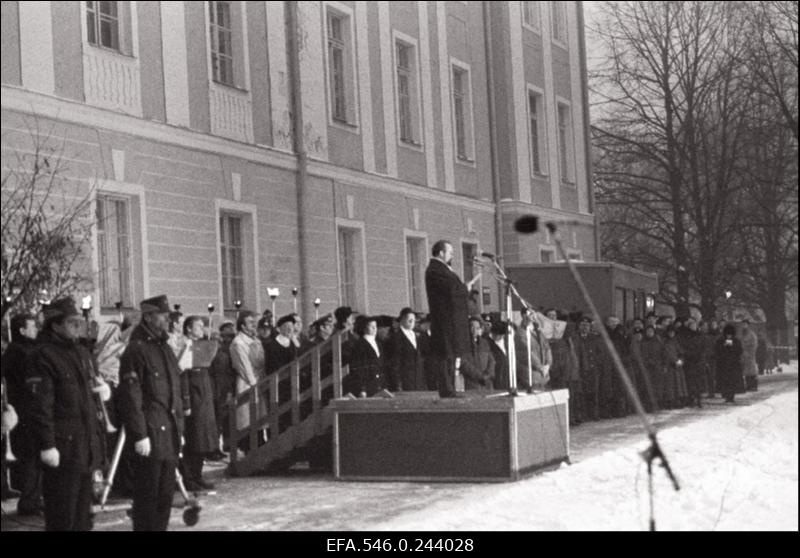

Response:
(330, 389), (570, 482)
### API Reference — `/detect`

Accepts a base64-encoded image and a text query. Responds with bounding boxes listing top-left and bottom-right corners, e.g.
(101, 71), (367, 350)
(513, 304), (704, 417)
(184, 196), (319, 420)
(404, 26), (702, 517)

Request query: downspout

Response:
(577, 2), (600, 262)
(483, 1), (504, 267)
(286, 1), (310, 324)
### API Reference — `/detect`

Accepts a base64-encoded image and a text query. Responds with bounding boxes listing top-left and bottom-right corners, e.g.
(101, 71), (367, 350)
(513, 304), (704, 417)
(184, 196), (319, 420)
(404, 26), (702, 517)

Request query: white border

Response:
(402, 229), (429, 312)
(90, 179), (150, 320)
(450, 56), (476, 167)
(214, 198), (261, 314)
(334, 217), (369, 314)
(526, 83), (548, 177)
(322, 1), (360, 131)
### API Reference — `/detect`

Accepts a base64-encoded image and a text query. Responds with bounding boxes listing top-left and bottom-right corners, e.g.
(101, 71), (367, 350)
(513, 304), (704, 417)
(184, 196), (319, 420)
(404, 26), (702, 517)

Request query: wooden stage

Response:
(329, 389), (570, 482)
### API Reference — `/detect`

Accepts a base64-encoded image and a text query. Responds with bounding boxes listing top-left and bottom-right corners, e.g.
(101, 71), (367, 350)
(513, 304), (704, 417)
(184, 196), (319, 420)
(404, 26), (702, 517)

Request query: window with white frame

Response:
(395, 37), (421, 145)
(452, 62), (474, 162)
(97, 194), (132, 308)
(86, 1), (120, 51)
(528, 89), (547, 175)
(540, 247), (556, 263)
(325, 7), (357, 125)
(461, 242), (478, 283)
(406, 237), (426, 311)
(567, 250), (583, 261)
(219, 213), (245, 310)
(522, 2), (540, 31)
(557, 101), (575, 183)
(209, 1), (234, 86)
(338, 227), (363, 308)
(551, 1), (567, 45)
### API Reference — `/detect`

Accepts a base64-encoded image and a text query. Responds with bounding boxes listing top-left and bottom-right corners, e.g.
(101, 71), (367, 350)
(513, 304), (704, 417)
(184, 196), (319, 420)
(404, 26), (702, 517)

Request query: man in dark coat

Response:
(715, 324), (743, 403)
(264, 314), (301, 431)
(349, 316), (386, 396)
(117, 295), (185, 531)
(24, 298), (108, 531)
(573, 317), (605, 421)
(424, 240), (479, 397)
(386, 308), (427, 391)
(2, 313), (42, 514)
(461, 316), (495, 390)
(488, 321), (510, 390)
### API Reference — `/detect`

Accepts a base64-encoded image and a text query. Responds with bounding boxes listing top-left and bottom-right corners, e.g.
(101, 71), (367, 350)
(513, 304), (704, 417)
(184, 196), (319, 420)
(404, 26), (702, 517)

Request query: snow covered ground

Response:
(2, 363), (796, 532)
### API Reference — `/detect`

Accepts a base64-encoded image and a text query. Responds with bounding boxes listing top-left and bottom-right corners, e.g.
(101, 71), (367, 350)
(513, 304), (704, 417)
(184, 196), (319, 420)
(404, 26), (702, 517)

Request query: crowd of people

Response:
(0, 243), (780, 531)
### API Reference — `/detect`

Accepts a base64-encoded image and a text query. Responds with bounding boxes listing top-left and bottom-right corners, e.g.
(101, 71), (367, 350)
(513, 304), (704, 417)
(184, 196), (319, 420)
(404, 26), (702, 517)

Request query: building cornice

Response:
(2, 84), (495, 213)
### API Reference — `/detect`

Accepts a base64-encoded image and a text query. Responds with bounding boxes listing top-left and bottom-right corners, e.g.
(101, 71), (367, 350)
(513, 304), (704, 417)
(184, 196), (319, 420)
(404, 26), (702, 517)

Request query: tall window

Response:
(406, 237), (425, 310)
(557, 103), (574, 182)
(528, 90), (546, 174)
(328, 13), (347, 122)
(86, 1), (120, 51)
(97, 195), (132, 308)
(209, 1), (234, 86)
(396, 42), (414, 143)
(540, 247), (555, 263)
(462, 243), (478, 284)
(453, 68), (467, 159)
(551, 1), (566, 44)
(338, 228), (358, 307)
(219, 213), (244, 310)
(522, 2), (540, 30)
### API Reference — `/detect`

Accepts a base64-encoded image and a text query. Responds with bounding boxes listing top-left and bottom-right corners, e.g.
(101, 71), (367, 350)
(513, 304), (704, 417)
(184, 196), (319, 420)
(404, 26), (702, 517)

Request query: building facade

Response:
(1, 1), (596, 324)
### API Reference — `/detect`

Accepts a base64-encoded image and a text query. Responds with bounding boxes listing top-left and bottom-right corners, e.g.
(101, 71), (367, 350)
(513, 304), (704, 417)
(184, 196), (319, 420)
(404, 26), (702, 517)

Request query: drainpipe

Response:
(286, 1), (310, 324)
(483, 1), (504, 268)
(577, 2), (600, 262)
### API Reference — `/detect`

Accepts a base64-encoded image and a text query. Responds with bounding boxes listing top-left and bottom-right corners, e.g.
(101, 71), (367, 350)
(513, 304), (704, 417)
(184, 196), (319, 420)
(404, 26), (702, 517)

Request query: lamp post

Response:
(4, 296), (12, 343)
(234, 299), (242, 322)
(313, 297), (321, 321)
(724, 290), (733, 322)
(207, 303), (215, 331)
(292, 287), (299, 313)
(267, 288), (279, 318)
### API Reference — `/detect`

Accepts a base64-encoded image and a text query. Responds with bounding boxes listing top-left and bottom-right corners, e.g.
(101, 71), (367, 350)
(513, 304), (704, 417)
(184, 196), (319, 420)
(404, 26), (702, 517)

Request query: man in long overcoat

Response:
(424, 240), (478, 397)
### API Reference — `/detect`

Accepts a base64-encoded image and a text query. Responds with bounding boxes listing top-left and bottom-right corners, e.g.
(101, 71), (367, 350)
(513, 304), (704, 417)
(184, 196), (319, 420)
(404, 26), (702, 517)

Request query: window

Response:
(338, 228), (358, 307)
(522, 2), (540, 31)
(86, 1), (120, 51)
(396, 42), (414, 143)
(325, 6), (357, 127)
(462, 243), (478, 283)
(219, 213), (245, 310)
(394, 35), (421, 146)
(209, 1), (234, 86)
(97, 195), (132, 308)
(328, 13), (347, 122)
(567, 250), (583, 261)
(451, 62), (474, 162)
(528, 90), (546, 175)
(557, 102), (575, 183)
(551, 1), (566, 44)
(540, 247), (555, 263)
(406, 237), (425, 310)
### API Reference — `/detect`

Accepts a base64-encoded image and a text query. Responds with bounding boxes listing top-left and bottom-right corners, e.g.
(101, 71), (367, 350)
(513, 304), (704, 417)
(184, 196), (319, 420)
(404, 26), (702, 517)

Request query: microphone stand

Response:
(479, 256), (538, 396)
(546, 223), (679, 531)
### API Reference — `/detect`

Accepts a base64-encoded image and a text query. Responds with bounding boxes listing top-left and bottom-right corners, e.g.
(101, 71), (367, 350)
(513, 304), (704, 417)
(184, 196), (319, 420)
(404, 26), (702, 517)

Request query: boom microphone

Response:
(480, 251), (496, 259)
(514, 215), (540, 234)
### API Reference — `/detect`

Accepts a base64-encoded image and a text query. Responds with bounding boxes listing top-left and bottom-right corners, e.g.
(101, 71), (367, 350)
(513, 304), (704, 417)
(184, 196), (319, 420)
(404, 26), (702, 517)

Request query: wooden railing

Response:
(226, 330), (351, 477)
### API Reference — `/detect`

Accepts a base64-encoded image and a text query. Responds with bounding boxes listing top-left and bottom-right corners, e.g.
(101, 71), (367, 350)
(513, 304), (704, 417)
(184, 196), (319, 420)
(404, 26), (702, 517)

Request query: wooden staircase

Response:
(226, 330), (351, 477)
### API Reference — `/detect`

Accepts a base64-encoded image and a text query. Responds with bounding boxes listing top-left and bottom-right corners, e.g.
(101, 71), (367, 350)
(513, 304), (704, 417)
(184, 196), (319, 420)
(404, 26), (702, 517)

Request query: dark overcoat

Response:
(386, 329), (427, 391)
(3, 336), (39, 457)
(714, 336), (743, 398)
(349, 337), (386, 396)
(424, 259), (471, 359)
(117, 324), (184, 461)
(24, 330), (105, 472)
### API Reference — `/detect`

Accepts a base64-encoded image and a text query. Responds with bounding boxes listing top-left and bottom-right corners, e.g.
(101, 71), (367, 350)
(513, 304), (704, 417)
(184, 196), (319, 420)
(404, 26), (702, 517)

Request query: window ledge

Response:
(552, 39), (568, 50)
(400, 139), (424, 153)
(561, 180), (577, 188)
(211, 80), (249, 95)
(330, 118), (361, 135)
(522, 23), (541, 34)
(456, 155), (476, 168)
(531, 171), (549, 180)
(85, 43), (135, 60)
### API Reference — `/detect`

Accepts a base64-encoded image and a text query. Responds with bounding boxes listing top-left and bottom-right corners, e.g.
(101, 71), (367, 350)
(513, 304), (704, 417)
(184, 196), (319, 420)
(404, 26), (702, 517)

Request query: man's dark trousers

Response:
(132, 455), (176, 531)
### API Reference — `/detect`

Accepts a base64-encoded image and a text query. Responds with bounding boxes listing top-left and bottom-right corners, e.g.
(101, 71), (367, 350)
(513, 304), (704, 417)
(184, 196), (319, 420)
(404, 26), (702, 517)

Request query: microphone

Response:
(514, 215), (586, 234)
(480, 251), (496, 260)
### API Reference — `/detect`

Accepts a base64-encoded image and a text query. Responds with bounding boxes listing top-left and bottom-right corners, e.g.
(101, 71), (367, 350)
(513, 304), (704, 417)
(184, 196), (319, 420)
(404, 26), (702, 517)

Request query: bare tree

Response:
(1, 120), (95, 319)
(591, 1), (751, 319)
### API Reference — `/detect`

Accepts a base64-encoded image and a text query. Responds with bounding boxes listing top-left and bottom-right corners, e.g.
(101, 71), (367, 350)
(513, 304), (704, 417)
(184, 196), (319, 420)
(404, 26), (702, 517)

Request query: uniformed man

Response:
(24, 297), (109, 531)
(117, 295), (184, 531)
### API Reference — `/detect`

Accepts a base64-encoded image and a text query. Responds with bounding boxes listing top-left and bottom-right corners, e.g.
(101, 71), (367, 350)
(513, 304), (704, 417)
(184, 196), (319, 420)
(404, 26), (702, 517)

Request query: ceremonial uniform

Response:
(117, 295), (184, 531)
(25, 299), (106, 531)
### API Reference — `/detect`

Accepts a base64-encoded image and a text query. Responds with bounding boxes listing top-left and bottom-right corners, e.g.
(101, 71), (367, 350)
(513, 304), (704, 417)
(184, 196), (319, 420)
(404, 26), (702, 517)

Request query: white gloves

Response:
(135, 437), (151, 457)
(92, 378), (112, 402)
(41, 447), (60, 468)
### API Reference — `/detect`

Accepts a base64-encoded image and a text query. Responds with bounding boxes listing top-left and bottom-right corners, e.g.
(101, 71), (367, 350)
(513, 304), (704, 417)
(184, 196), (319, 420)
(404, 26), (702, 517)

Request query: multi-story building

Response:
(1, 1), (596, 324)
